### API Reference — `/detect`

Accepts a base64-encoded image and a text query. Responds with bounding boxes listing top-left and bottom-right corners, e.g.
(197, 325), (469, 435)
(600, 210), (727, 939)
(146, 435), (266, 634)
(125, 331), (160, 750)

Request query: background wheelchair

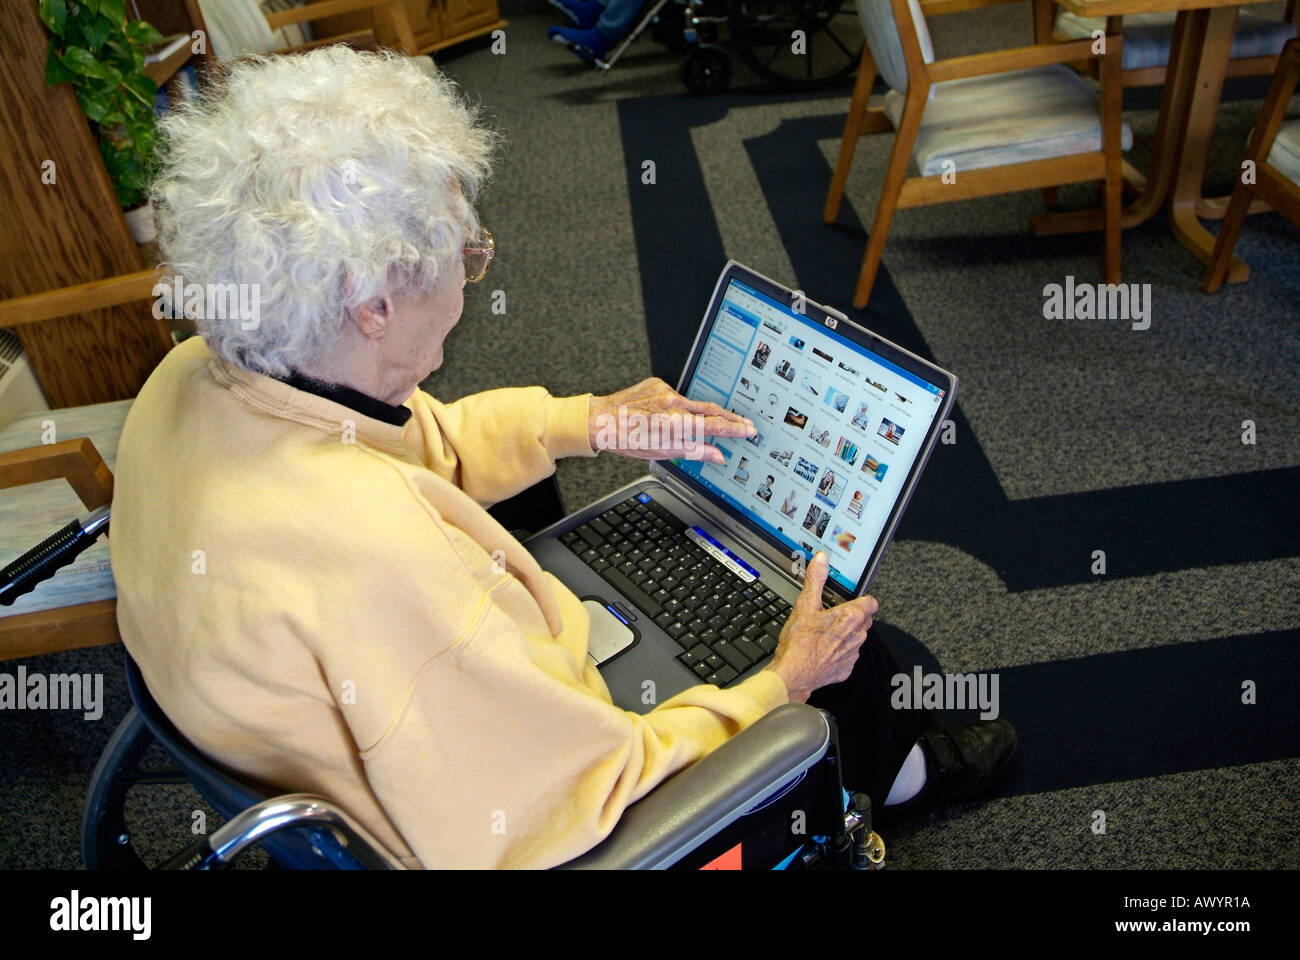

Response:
(2, 472), (886, 870)
(565, 0), (865, 94)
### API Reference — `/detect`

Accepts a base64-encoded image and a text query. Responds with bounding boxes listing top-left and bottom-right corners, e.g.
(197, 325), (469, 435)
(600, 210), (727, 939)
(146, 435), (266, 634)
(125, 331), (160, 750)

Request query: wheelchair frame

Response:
(558, 0), (864, 95)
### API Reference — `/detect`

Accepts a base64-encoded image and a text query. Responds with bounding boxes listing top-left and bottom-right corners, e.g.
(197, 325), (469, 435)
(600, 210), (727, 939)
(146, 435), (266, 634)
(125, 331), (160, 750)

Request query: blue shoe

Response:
(548, 24), (612, 63)
(548, 0), (602, 30)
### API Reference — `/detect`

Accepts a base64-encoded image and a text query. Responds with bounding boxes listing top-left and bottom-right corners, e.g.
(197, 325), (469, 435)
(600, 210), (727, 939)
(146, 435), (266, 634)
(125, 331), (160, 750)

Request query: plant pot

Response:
(124, 202), (157, 244)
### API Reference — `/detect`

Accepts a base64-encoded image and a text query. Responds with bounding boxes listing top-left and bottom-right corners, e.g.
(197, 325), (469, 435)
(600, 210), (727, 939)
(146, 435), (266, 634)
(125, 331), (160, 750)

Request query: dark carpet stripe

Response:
(991, 628), (1300, 797)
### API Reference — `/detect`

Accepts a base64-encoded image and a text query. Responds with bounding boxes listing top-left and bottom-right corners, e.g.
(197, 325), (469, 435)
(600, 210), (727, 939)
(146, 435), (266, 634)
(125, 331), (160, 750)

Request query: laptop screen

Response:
(673, 277), (948, 592)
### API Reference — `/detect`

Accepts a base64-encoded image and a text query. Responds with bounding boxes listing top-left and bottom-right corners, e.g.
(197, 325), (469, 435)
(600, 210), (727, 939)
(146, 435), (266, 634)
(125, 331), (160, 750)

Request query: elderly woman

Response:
(111, 47), (1012, 869)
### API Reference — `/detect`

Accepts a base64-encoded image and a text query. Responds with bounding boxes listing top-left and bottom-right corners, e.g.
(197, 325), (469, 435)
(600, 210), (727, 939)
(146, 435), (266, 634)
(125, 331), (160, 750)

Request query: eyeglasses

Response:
(462, 228), (495, 284)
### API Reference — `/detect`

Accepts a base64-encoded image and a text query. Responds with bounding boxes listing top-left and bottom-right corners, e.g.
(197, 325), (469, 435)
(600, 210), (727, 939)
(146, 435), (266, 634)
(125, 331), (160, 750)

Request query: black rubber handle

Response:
(0, 519), (100, 607)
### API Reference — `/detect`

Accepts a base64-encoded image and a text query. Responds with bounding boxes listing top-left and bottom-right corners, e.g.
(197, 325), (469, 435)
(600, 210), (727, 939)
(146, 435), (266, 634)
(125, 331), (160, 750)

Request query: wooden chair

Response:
(1032, 0), (1297, 89)
(0, 433), (121, 662)
(825, 0), (1129, 308)
(193, 0), (419, 59)
(1203, 37), (1300, 292)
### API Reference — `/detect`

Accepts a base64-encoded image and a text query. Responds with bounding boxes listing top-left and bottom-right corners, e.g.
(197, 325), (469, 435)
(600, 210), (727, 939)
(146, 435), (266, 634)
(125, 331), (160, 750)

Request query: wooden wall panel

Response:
(0, 1), (172, 408)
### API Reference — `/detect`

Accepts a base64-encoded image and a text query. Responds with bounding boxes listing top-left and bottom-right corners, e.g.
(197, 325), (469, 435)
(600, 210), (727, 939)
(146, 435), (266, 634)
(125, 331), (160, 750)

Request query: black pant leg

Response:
(806, 621), (932, 807)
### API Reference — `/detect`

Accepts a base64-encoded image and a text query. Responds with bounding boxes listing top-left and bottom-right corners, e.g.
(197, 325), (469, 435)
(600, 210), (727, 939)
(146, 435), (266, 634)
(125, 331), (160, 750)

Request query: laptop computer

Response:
(525, 261), (956, 714)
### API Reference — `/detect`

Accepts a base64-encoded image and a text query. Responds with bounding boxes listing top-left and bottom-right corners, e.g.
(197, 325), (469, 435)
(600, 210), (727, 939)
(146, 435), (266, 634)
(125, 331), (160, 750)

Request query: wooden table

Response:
(1035, 0), (1260, 283)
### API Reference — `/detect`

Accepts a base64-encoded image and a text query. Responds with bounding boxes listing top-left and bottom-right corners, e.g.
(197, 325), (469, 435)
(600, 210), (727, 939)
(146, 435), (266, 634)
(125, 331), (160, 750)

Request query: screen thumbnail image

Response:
(846, 489), (868, 519)
(878, 418), (905, 445)
(755, 474), (776, 502)
(758, 392), (781, 421)
(835, 435), (860, 466)
(794, 456), (819, 483)
(802, 503), (831, 538)
(799, 372), (821, 398)
(733, 456), (751, 485)
(815, 467), (846, 508)
(807, 421), (833, 448)
(750, 341), (771, 370)
(850, 402), (871, 431)
(736, 376), (757, 401)
(831, 525), (857, 554)
(769, 448), (793, 468)
(862, 455), (889, 482)
(824, 386), (850, 414)
(779, 487), (801, 519)
(789, 336), (806, 351)
(774, 358), (796, 383)
(784, 406), (809, 430)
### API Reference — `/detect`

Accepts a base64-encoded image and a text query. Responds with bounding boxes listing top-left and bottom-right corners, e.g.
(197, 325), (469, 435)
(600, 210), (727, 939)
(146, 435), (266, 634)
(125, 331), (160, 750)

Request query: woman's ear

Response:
(352, 293), (392, 339)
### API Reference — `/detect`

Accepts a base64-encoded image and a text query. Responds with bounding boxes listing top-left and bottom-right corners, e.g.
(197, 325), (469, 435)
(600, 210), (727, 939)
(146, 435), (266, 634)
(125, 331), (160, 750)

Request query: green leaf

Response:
(44, 44), (76, 85)
(61, 45), (118, 82)
(83, 14), (111, 50)
(98, 0), (127, 28)
(38, 0), (67, 37)
(125, 19), (166, 48)
(103, 37), (135, 72)
(123, 72), (157, 106)
(76, 88), (115, 123)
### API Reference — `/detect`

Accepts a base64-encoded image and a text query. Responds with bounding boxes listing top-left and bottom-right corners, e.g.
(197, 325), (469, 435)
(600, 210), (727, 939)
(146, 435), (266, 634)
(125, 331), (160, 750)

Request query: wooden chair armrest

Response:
(0, 269), (163, 329)
(920, 0), (1025, 16)
(0, 439), (114, 511)
(265, 0), (417, 55)
(926, 36), (1114, 83)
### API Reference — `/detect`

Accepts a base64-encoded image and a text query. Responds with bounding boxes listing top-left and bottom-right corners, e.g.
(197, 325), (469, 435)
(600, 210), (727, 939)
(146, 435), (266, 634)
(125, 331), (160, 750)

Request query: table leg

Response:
(1168, 5), (1250, 282)
(1031, 10), (1205, 237)
(1031, 5), (1252, 283)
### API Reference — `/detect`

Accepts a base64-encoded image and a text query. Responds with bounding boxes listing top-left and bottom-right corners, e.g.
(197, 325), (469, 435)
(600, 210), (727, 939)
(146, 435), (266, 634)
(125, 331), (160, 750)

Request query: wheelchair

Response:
(2, 477), (886, 870)
(562, 0), (864, 95)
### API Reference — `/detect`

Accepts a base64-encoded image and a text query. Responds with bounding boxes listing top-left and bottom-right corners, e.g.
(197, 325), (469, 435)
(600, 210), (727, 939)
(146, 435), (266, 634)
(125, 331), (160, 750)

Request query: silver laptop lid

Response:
(651, 261), (957, 602)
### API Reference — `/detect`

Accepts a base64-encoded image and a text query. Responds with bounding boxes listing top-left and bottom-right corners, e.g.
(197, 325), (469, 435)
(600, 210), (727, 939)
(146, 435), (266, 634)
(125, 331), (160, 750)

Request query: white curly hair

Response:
(152, 46), (498, 377)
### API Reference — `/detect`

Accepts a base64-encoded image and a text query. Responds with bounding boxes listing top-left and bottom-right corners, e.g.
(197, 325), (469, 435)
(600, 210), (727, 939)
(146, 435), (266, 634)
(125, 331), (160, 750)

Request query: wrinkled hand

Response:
(766, 552), (877, 703)
(588, 377), (755, 464)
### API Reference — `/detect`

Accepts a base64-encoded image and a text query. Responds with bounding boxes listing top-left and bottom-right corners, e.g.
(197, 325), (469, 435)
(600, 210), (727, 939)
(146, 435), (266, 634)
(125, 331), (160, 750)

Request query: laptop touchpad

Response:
(582, 599), (636, 665)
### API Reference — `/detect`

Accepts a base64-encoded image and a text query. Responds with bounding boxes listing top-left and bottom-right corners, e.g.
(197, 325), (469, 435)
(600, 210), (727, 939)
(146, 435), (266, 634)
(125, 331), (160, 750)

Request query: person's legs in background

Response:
(548, 0), (647, 62)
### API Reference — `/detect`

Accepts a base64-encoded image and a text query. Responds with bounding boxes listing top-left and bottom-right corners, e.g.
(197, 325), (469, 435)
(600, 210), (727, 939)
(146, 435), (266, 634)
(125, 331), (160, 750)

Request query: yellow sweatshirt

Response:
(109, 336), (788, 869)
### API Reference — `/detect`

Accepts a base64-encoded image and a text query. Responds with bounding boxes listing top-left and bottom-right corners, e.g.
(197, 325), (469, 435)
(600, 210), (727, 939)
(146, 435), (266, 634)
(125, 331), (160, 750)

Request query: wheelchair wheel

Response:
(682, 44), (733, 94)
(81, 706), (187, 870)
(728, 0), (864, 89)
(652, 2), (688, 51)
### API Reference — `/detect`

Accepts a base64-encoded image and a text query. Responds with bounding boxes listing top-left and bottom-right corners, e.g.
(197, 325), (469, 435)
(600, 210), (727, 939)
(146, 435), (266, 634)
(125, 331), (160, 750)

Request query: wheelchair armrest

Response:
(162, 793), (407, 870)
(559, 702), (831, 870)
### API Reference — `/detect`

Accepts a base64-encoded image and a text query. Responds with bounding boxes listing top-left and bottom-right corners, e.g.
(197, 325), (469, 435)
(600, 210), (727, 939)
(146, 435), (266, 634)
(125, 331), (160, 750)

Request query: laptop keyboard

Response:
(558, 493), (792, 687)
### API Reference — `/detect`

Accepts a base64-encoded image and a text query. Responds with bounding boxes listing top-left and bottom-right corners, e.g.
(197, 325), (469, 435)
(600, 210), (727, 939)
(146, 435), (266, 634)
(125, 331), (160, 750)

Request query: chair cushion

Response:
(0, 399), (131, 617)
(1055, 11), (1296, 72)
(856, 0), (936, 96)
(882, 64), (1133, 177)
(1266, 119), (1300, 186)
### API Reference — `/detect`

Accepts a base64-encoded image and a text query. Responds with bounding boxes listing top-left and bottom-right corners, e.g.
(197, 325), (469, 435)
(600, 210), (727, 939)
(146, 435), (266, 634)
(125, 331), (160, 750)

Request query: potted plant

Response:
(38, 0), (167, 242)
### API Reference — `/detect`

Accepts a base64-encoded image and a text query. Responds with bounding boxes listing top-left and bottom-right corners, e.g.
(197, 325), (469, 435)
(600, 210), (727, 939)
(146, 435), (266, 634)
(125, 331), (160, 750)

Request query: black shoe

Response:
(875, 718), (1017, 826)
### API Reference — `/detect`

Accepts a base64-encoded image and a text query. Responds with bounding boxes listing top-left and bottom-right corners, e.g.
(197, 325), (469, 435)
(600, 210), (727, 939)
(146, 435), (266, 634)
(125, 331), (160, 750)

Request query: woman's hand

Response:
(588, 377), (755, 464)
